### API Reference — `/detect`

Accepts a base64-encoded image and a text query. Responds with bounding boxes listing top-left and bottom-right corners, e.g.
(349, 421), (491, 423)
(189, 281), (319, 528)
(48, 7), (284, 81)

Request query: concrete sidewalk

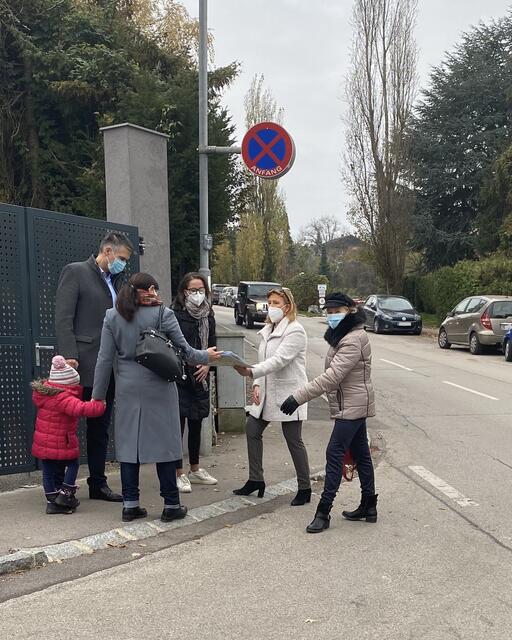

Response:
(0, 398), (355, 573)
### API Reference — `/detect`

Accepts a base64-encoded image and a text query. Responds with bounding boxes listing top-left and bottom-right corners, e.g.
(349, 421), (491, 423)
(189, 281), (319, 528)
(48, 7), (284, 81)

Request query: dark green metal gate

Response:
(0, 203), (139, 475)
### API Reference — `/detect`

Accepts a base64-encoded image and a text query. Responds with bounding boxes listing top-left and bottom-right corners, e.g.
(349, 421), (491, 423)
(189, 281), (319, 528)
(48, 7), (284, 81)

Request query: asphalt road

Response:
(2, 306), (512, 638)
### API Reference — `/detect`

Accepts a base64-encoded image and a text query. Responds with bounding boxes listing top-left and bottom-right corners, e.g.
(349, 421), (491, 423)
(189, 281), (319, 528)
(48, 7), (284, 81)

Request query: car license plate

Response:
(398, 322), (411, 326)
(500, 323), (512, 330)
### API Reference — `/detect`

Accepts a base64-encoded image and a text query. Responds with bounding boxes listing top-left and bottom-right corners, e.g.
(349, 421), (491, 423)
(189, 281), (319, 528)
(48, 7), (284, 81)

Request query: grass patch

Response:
(421, 313), (438, 328)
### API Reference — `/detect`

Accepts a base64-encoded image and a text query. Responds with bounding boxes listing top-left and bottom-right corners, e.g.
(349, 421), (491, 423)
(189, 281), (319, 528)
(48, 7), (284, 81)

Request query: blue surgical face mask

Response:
(327, 313), (347, 329)
(108, 257), (126, 275)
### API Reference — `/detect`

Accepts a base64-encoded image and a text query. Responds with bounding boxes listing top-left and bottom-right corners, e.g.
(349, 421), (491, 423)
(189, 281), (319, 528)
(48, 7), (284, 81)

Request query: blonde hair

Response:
(266, 287), (297, 323)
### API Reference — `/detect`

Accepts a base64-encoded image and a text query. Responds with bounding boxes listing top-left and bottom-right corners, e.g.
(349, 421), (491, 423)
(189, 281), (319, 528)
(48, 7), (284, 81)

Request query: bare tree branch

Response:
(299, 215), (348, 254)
(343, 0), (417, 292)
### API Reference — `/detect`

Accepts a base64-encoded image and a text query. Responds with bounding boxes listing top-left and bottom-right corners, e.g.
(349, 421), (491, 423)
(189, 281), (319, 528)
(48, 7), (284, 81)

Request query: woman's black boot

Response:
(233, 480), (265, 498)
(306, 501), (332, 533)
(342, 494), (378, 523)
(290, 488), (312, 506)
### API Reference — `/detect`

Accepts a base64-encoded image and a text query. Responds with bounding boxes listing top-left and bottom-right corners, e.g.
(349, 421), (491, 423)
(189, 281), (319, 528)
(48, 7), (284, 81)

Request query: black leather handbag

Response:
(135, 306), (186, 382)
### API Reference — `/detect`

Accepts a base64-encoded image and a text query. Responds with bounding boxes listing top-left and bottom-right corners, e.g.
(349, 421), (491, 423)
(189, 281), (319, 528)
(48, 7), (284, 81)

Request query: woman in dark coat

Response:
(172, 273), (218, 493)
(281, 292), (377, 533)
(92, 272), (221, 523)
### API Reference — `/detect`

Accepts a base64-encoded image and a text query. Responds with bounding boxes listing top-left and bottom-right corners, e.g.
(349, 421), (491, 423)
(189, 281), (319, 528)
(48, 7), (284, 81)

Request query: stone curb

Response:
(0, 471), (326, 577)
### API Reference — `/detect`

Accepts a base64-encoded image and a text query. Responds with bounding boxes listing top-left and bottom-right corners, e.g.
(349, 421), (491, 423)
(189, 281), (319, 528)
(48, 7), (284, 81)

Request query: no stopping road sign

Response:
(241, 122), (295, 180)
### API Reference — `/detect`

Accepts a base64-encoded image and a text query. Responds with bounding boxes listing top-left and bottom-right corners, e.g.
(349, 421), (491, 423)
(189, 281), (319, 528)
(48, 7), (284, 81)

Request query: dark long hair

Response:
(116, 272), (159, 322)
(173, 272), (210, 310)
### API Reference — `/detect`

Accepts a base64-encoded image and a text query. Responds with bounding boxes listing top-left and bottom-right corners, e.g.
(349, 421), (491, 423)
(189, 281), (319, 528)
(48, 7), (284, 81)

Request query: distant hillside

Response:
(326, 235), (363, 254)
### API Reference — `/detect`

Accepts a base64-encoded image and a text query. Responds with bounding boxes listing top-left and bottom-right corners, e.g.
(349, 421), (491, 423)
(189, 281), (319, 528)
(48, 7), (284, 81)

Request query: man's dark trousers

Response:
(82, 376), (115, 489)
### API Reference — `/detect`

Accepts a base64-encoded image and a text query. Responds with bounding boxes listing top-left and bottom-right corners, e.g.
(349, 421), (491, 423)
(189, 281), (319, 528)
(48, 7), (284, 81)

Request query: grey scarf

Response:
(184, 298), (210, 350)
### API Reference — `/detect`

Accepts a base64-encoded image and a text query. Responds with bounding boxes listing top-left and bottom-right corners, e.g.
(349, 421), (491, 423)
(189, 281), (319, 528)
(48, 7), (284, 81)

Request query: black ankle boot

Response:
(290, 488), (312, 506)
(122, 506), (148, 522)
(55, 484), (80, 511)
(306, 501), (332, 533)
(233, 480), (265, 498)
(45, 492), (73, 515)
(342, 494), (378, 523)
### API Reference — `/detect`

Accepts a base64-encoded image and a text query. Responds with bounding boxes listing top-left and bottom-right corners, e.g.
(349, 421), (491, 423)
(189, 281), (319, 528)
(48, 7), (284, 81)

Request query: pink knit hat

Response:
(49, 356), (80, 386)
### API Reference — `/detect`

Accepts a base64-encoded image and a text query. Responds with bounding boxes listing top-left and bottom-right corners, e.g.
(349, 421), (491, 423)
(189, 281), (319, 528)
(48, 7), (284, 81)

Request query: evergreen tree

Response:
(319, 243), (330, 280)
(478, 144), (512, 255)
(411, 14), (512, 269)
(0, 0), (241, 285)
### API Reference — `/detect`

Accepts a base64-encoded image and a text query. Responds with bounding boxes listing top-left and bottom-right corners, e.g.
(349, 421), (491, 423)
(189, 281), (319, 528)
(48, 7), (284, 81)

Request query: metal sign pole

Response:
(197, 0), (246, 282)
(198, 0), (210, 281)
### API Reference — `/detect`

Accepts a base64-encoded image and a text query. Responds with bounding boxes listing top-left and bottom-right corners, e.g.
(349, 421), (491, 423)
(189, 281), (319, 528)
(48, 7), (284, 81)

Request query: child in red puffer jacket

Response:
(32, 356), (106, 514)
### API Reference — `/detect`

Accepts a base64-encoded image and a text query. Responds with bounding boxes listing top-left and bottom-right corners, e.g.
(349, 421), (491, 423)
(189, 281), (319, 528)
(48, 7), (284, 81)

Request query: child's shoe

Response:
(55, 484), (80, 511)
(45, 492), (73, 515)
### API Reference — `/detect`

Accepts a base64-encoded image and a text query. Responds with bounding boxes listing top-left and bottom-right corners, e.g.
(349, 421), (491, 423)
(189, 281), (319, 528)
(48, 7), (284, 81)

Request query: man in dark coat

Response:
(55, 232), (134, 501)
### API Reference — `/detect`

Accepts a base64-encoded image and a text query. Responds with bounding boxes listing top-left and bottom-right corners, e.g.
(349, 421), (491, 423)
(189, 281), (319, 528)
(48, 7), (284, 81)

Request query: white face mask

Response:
(187, 292), (205, 307)
(268, 306), (285, 324)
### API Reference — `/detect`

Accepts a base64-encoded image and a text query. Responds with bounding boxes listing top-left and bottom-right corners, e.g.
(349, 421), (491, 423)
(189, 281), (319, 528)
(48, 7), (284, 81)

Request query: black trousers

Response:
(82, 375), (115, 489)
(176, 416), (203, 469)
(321, 418), (375, 506)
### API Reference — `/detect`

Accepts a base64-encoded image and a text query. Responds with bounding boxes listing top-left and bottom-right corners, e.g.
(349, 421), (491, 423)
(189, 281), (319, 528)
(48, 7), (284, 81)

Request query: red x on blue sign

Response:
(241, 122), (295, 180)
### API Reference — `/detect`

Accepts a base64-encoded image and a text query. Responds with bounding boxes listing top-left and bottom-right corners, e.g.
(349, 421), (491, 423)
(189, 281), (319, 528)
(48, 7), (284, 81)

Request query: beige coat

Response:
(294, 324), (375, 421)
(249, 318), (308, 422)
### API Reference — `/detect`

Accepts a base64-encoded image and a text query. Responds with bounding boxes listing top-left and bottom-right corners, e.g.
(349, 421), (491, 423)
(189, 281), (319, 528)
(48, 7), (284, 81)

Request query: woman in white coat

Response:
(233, 288), (311, 506)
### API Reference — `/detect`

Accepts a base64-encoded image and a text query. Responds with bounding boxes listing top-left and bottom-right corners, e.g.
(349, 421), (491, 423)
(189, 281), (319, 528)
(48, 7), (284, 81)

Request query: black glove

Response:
(280, 395), (299, 415)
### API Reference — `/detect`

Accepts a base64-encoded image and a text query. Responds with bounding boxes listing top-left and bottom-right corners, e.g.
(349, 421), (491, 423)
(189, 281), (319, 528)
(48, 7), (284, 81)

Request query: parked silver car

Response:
(212, 283), (230, 305)
(219, 286), (238, 307)
(226, 286), (238, 307)
(438, 295), (512, 354)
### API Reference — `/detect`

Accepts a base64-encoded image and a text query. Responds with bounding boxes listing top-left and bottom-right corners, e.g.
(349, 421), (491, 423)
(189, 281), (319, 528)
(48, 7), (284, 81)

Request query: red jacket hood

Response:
(31, 380), (83, 407)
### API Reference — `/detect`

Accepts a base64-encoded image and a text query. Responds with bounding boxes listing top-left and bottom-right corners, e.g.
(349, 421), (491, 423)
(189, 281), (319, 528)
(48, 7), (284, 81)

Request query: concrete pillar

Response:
(101, 123), (172, 302)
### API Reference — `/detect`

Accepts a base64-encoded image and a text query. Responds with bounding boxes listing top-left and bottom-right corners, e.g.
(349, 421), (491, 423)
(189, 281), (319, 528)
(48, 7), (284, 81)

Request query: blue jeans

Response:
(321, 418), (375, 506)
(41, 459), (80, 495)
(120, 461), (180, 507)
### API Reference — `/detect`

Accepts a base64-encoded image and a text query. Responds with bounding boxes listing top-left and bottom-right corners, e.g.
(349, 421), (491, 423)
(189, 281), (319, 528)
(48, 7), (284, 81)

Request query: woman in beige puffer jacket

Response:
(281, 292), (378, 533)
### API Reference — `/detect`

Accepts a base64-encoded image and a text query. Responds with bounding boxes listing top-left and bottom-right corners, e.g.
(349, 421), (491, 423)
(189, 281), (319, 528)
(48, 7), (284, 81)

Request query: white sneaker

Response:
(177, 474), (192, 493)
(188, 468), (218, 485)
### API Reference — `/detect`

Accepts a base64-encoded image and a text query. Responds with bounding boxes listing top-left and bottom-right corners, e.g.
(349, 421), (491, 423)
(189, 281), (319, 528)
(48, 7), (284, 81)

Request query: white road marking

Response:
(409, 465), (479, 507)
(442, 381), (499, 401)
(380, 358), (413, 371)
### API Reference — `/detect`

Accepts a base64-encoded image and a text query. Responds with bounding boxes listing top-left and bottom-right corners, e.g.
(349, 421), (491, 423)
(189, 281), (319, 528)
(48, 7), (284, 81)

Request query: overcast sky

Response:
(181, 0), (512, 238)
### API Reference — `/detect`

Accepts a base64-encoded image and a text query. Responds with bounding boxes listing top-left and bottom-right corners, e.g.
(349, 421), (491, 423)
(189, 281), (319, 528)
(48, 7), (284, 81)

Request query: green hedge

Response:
(284, 273), (329, 310)
(404, 255), (512, 321)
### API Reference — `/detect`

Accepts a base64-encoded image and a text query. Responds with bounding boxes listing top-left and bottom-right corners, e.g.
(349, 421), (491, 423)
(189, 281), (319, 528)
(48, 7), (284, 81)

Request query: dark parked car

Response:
(234, 281), (281, 328)
(503, 327), (512, 361)
(438, 296), (512, 354)
(364, 295), (422, 335)
(211, 283), (230, 305)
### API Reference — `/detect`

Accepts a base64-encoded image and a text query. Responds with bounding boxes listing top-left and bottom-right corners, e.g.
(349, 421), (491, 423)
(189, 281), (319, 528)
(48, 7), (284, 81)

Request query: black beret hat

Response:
(324, 292), (356, 309)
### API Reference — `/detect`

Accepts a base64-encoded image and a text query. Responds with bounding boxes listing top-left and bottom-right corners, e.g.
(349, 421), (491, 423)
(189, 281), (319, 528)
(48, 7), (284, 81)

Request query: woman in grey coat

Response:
(92, 272), (221, 523)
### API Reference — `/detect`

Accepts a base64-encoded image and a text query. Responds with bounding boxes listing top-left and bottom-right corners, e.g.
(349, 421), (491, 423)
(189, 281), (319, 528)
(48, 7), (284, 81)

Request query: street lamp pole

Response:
(198, 0), (210, 281)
